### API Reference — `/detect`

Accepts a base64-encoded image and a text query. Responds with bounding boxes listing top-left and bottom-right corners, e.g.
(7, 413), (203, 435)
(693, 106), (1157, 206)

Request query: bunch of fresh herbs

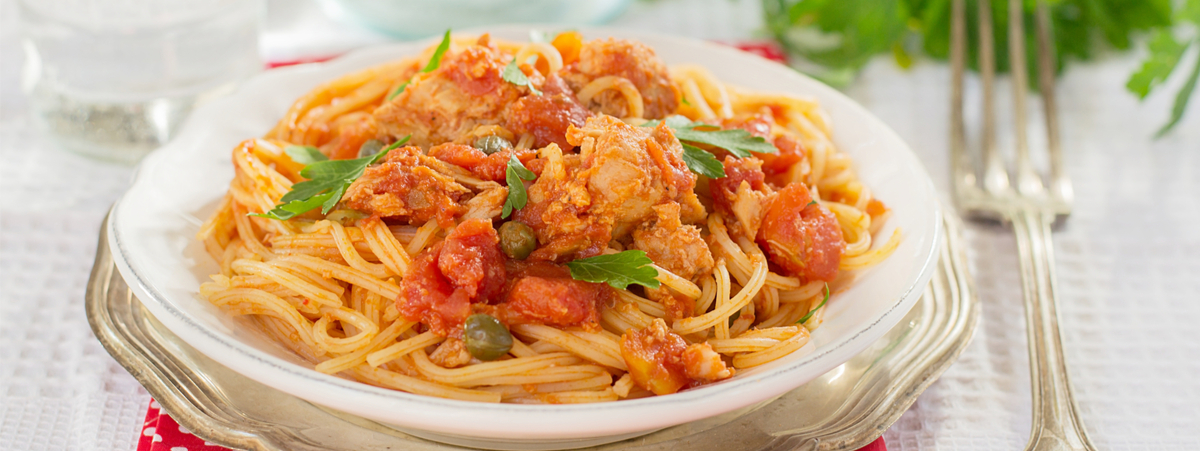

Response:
(763, 0), (1200, 136)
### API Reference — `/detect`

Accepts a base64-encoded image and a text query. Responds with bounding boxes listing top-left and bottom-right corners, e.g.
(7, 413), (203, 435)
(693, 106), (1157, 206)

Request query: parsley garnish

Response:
(680, 143), (725, 178)
(284, 145), (327, 165)
(796, 283), (830, 325)
(643, 115), (775, 178)
(566, 250), (661, 290)
(807, 199), (818, 207)
(387, 29), (452, 101)
(501, 154), (536, 219)
(502, 57), (542, 95)
(659, 116), (777, 158)
(253, 136), (409, 221)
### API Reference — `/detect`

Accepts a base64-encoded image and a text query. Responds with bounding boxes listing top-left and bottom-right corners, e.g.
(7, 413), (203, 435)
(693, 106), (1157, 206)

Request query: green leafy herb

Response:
(387, 81), (410, 101)
(680, 143), (725, 178)
(807, 199), (818, 207)
(423, 29), (453, 72)
(796, 283), (831, 325)
(649, 115), (777, 158)
(764, 0), (1198, 136)
(387, 29), (452, 101)
(1157, 47), (1200, 137)
(642, 115), (775, 178)
(1127, 30), (1190, 98)
(284, 145), (328, 165)
(567, 250), (662, 290)
(501, 154), (537, 219)
(502, 58), (542, 95)
(253, 136), (409, 221)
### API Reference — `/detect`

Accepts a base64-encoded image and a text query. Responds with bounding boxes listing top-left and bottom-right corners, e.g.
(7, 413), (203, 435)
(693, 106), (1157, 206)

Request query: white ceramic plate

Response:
(108, 27), (941, 448)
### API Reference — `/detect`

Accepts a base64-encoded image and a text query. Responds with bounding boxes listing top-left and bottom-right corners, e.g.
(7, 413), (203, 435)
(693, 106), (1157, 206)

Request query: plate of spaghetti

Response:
(108, 27), (940, 447)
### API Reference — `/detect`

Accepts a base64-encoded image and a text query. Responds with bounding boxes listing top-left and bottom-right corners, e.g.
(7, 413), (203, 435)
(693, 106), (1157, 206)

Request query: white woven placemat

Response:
(2, 0), (1199, 449)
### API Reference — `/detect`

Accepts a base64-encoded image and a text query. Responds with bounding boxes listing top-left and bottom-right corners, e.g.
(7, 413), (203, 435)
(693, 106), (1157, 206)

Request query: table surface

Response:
(2, 0), (1198, 450)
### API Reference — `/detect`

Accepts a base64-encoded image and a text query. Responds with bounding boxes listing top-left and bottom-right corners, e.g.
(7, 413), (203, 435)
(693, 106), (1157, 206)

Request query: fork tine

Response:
(1008, 0), (1044, 196)
(950, 0), (974, 193)
(978, 0), (1009, 195)
(1034, 0), (1072, 210)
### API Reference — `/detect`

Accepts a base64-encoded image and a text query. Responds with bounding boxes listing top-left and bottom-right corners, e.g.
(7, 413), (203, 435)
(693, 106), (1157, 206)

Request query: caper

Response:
(498, 221), (537, 260)
(358, 139), (384, 158)
(474, 135), (513, 155)
(463, 314), (513, 361)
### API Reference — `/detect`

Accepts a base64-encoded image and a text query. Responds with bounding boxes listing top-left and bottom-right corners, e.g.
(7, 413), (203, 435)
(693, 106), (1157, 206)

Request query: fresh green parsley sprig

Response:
(502, 57), (542, 95)
(501, 154), (537, 219)
(567, 250), (662, 290)
(644, 115), (777, 179)
(387, 29), (452, 101)
(763, 0), (1199, 137)
(252, 136), (410, 221)
(796, 283), (830, 325)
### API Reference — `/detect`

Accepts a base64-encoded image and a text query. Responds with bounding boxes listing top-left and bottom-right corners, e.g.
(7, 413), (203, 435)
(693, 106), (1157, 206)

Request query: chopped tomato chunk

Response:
(757, 184), (844, 282)
(709, 156), (767, 217)
(396, 243), (463, 336)
(506, 76), (592, 150)
(620, 319), (690, 395)
(500, 269), (610, 329)
(397, 219), (507, 335)
(438, 218), (507, 302)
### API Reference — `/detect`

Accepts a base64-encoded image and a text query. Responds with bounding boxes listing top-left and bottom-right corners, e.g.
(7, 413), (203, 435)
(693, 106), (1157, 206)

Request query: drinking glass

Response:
(19, 0), (264, 163)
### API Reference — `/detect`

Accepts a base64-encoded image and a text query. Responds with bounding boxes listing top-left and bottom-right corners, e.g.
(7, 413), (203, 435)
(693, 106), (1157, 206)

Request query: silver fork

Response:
(950, 0), (1096, 450)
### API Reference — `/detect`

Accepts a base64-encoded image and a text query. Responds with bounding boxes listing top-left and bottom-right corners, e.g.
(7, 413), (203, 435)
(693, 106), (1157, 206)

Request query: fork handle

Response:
(1012, 210), (1097, 451)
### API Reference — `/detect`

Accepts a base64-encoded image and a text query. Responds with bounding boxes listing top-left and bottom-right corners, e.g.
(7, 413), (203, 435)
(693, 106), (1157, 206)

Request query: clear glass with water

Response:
(19, 0), (263, 163)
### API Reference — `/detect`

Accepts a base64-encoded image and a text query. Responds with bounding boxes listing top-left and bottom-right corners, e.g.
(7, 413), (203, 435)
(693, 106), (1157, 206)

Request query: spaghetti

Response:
(197, 32), (899, 404)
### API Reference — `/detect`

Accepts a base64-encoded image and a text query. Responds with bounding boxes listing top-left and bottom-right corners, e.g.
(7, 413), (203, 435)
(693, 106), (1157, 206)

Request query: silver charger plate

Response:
(87, 209), (977, 451)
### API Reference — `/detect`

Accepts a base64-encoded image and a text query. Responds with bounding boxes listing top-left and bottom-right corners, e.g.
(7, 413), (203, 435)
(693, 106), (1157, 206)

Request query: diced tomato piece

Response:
(759, 134), (806, 178)
(397, 243), (463, 336)
(397, 219), (508, 335)
(506, 77), (592, 150)
(757, 183), (844, 282)
(620, 319), (690, 395)
(501, 275), (609, 329)
(709, 156), (766, 216)
(438, 218), (507, 302)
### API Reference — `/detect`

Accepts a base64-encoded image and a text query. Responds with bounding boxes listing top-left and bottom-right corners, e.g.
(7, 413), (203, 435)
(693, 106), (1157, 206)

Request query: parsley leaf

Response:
(253, 136), (409, 221)
(284, 145), (328, 165)
(1127, 30), (1190, 99)
(796, 283), (830, 325)
(567, 250), (662, 290)
(387, 82), (409, 101)
(1157, 45), (1200, 137)
(648, 115), (777, 158)
(502, 58), (542, 95)
(680, 143), (725, 178)
(501, 154), (537, 219)
(387, 29), (452, 101)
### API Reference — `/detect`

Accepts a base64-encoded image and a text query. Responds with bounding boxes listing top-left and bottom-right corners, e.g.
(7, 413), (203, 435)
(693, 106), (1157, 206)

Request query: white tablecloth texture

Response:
(1, 0), (1198, 450)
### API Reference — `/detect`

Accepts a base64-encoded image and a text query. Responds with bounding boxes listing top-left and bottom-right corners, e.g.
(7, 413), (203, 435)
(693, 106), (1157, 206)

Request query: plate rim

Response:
(106, 25), (944, 440)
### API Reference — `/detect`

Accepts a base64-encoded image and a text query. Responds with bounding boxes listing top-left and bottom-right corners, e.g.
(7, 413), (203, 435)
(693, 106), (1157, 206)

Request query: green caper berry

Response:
(358, 139), (384, 158)
(463, 314), (513, 361)
(474, 135), (513, 155)
(498, 221), (537, 260)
